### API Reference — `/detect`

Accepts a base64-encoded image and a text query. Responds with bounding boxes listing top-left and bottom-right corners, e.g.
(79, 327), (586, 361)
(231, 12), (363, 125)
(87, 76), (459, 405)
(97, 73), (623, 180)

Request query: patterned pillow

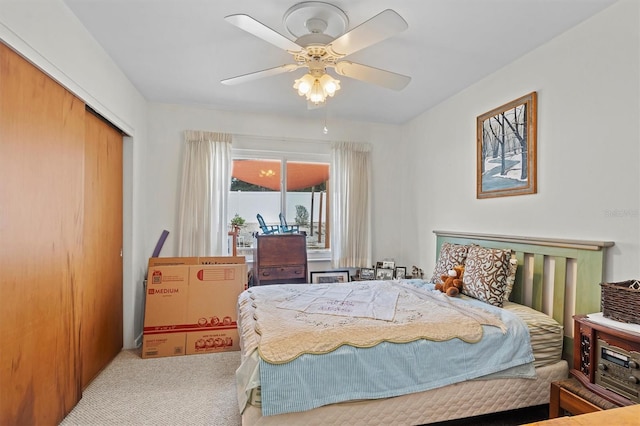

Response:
(462, 245), (512, 307)
(503, 256), (519, 301)
(431, 242), (471, 284)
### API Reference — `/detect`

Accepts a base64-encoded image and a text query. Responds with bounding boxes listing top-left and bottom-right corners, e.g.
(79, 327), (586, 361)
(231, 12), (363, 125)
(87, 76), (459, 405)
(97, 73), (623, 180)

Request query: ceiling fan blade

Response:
(328, 9), (408, 57)
(221, 64), (300, 85)
(333, 61), (411, 90)
(225, 14), (302, 52)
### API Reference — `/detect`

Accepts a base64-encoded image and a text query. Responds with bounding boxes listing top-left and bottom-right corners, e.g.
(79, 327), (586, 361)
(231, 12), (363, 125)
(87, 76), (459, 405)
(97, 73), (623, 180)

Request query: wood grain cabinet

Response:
(571, 314), (640, 407)
(253, 234), (308, 286)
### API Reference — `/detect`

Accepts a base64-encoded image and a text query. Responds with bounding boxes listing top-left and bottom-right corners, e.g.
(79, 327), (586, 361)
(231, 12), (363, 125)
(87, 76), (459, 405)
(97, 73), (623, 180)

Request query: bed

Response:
(236, 231), (614, 425)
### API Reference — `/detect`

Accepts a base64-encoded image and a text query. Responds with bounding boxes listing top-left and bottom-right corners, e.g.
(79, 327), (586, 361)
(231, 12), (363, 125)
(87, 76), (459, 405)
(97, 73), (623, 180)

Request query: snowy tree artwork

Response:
(476, 92), (537, 199)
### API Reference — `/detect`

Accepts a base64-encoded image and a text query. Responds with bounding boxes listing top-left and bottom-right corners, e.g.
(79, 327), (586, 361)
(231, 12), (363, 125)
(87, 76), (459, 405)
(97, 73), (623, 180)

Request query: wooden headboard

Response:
(434, 230), (614, 362)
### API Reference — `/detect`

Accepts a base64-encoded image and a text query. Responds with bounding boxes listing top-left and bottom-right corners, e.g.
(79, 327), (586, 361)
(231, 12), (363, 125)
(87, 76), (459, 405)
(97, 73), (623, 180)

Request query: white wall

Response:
(402, 0), (640, 282)
(145, 103), (403, 263)
(0, 0), (149, 349)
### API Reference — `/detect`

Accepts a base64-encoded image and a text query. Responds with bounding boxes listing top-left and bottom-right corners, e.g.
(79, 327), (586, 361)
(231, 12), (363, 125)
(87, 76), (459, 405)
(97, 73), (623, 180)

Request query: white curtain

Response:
(177, 130), (232, 256)
(330, 141), (372, 268)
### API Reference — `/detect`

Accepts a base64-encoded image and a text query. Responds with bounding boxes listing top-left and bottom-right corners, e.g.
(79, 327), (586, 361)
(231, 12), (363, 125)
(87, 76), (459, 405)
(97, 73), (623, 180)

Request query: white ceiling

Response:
(63, 0), (616, 125)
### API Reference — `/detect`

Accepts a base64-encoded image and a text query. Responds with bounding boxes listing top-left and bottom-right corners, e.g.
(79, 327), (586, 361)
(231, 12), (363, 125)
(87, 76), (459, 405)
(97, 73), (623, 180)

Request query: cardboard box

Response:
(186, 329), (239, 354)
(147, 256), (245, 267)
(198, 256), (245, 265)
(142, 257), (247, 358)
(142, 332), (186, 359)
(148, 257), (199, 267)
(185, 263), (246, 355)
(144, 265), (190, 327)
(142, 264), (190, 358)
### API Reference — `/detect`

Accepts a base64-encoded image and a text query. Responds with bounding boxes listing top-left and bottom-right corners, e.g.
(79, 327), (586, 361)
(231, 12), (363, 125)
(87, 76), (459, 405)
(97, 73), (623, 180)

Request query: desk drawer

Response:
(258, 266), (306, 281)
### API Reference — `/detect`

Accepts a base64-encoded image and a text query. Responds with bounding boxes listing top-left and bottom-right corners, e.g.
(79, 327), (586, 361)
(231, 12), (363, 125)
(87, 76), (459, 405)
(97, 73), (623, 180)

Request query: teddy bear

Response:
(435, 265), (464, 297)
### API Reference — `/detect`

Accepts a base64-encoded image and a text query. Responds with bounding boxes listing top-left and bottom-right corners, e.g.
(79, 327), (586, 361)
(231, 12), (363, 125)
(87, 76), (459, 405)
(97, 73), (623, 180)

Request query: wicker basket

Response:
(600, 280), (640, 324)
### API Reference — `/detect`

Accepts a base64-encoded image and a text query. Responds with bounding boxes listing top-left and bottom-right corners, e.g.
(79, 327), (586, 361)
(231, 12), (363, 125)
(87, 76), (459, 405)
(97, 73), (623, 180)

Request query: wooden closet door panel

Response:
(82, 111), (123, 387)
(0, 43), (84, 425)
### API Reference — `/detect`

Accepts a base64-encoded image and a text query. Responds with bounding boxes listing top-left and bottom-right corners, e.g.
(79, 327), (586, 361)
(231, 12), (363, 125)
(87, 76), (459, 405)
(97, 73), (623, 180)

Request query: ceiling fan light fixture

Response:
(294, 72), (340, 104)
(319, 73), (340, 95)
(309, 80), (325, 104)
(293, 73), (314, 95)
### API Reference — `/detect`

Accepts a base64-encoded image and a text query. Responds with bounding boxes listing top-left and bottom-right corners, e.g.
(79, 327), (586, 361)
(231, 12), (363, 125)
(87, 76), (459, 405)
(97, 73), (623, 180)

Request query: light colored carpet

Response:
(60, 349), (241, 426)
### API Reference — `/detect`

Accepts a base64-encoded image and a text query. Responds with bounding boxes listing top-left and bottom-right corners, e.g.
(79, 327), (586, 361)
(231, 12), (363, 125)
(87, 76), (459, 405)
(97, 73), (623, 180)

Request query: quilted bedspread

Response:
(237, 280), (535, 416)
(249, 280), (507, 364)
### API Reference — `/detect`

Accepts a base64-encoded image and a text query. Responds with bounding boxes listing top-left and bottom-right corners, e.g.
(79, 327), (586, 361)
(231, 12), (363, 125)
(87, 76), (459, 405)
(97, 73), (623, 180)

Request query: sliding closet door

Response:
(81, 110), (123, 387)
(0, 43), (85, 425)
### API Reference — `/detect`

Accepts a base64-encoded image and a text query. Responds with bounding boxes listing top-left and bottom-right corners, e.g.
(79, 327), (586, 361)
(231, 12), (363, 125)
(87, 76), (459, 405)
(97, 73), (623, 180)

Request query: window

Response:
(228, 153), (330, 257)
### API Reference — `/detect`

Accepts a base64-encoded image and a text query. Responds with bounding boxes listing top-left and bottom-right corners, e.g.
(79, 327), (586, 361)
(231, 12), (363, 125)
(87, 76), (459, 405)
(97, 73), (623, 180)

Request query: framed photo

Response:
(310, 270), (350, 284)
(359, 267), (375, 280)
(382, 260), (395, 269)
(395, 266), (407, 279)
(476, 92), (537, 199)
(375, 261), (384, 269)
(375, 268), (394, 281)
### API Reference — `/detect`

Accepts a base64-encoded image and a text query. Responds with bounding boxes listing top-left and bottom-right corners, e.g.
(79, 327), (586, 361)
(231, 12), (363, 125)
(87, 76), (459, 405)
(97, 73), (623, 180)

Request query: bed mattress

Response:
(502, 301), (564, 367)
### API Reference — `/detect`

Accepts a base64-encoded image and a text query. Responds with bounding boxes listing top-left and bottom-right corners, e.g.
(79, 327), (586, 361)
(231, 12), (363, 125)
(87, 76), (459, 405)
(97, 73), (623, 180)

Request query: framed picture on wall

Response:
(476, 92), (537, 199)
(395, 266), (407, 279)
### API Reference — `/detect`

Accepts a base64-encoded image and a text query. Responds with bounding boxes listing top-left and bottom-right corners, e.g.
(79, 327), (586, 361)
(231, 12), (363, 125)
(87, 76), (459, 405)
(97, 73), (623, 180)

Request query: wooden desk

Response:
(525, 404), (640, 425)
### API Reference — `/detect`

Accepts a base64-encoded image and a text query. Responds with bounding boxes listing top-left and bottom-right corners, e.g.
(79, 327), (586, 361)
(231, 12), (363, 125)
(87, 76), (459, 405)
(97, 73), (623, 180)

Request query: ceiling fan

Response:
(221, 1), (411, 105)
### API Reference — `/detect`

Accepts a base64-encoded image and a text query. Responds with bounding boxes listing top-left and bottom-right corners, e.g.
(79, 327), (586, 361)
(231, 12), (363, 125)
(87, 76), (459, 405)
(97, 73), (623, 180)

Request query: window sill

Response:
(308, 250), (331, 262)
(238, 249), (331, 265)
